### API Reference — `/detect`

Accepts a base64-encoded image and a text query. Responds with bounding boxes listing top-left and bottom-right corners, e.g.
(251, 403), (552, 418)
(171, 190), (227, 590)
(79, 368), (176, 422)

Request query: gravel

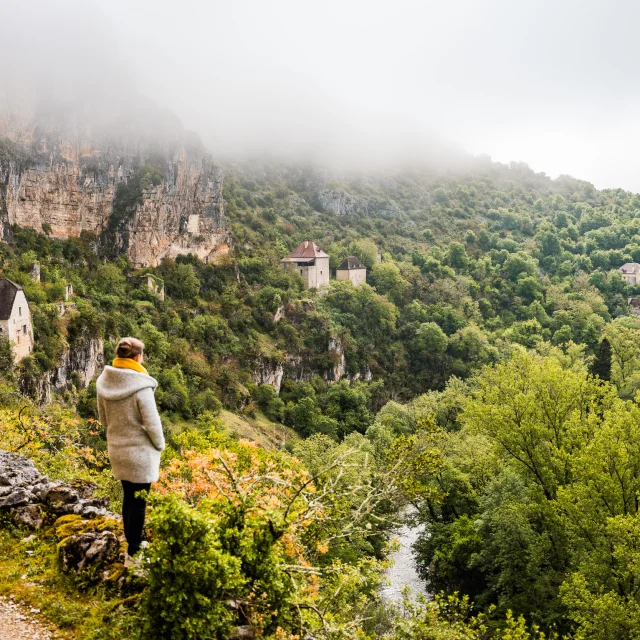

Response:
(0, 596), (57, 639)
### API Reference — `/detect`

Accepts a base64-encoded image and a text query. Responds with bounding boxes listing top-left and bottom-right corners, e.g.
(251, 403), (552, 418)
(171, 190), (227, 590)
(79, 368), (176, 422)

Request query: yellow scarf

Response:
(112, 357), (149, 376)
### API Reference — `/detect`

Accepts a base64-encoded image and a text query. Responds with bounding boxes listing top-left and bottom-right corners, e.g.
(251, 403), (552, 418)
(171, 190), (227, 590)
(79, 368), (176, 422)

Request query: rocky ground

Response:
(0, 596), (59, 639)
(0, 450), (126, 638)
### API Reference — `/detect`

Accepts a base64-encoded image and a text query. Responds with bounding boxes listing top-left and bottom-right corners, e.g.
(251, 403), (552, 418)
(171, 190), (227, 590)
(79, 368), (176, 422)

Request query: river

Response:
(380, 508), (428, 603)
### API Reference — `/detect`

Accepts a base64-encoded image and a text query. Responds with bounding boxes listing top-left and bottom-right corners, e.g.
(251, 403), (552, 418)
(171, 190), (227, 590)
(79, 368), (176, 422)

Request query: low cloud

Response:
(2, 0), (640, 188)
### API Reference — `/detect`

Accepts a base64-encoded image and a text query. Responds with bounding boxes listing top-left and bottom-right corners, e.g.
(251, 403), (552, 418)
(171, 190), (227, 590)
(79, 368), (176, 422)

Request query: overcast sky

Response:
(3, 0), (640, 190)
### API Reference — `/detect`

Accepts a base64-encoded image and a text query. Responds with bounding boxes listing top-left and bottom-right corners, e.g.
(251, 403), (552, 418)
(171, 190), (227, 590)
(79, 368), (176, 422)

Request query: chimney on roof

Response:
(304, 241), (309, 248)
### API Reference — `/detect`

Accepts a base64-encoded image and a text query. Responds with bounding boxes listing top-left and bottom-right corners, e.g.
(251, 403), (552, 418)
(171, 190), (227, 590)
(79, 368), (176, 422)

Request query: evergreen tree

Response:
(591, 337), (612, 382)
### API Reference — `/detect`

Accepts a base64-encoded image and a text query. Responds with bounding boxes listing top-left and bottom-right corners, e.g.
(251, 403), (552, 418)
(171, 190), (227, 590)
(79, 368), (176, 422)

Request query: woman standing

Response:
(96, 337), (165, 568)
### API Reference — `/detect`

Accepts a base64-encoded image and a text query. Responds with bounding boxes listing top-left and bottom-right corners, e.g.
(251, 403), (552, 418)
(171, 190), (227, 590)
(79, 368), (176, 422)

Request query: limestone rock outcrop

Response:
(253, 360), (285, 394)
(0, 114), (230, 267)
(50, 337), (104, 393)
(0, 450), (114, 524)
(317, 187), (360, 216)
(0, 449), (124, 579)
(58, 530), (120, 574)
(328, 337), (347, 382)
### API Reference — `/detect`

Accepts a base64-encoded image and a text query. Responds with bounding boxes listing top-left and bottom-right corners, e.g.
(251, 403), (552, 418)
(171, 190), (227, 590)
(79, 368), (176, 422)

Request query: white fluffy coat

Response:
(96, 366), (165, 483)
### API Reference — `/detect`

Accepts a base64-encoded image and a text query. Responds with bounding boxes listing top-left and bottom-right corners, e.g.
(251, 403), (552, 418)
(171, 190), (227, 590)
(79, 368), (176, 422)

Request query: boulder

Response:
(0, 487), (33, 508)
(57, 497), (110, 517)
(44, 485), (80, 506)
(59, 531), (120, 573)
(11, 504), (45, 529)
(0, 451), (43, 487)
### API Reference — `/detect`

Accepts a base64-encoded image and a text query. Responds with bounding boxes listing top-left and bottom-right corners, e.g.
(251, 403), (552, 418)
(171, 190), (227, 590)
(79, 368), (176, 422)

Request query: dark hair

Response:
(116, 337), (145, 359)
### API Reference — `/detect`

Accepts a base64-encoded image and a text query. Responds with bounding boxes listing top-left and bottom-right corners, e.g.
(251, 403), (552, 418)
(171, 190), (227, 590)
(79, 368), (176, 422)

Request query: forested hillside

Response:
(3, 154), (640, 638)
(7, 155), (638, 412)
(8, 154), (640, 410)
(225, 157), (638, 398)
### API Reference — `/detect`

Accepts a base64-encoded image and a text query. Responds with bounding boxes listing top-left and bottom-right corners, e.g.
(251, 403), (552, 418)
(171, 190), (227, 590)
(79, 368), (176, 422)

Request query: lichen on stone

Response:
(55, 514), (122, 541)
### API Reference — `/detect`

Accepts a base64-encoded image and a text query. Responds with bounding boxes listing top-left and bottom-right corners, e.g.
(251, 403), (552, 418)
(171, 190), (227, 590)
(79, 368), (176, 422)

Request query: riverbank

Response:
(381, 508), (427, 603)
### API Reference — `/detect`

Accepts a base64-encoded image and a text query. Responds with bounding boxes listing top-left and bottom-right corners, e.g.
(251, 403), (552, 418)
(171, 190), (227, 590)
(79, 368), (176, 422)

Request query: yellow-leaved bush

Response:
(143, 427), (387, 639)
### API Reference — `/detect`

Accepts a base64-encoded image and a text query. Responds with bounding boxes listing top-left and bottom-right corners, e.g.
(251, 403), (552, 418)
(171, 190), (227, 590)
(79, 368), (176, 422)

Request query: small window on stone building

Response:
(23, 325), (27, 334)
(19, 307), (22, 316)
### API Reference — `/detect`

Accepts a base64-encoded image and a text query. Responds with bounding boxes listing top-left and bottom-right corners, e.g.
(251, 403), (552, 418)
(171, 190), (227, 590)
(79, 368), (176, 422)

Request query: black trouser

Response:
(121, 480), (151, 556)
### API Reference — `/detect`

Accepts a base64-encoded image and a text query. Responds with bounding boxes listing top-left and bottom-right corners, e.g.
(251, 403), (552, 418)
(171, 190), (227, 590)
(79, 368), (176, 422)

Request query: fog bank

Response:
(3, 0), (640, 188)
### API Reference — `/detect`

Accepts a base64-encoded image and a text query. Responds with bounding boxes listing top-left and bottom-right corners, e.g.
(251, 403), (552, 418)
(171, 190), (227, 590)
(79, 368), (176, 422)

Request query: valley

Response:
(1, 107), (640, 638)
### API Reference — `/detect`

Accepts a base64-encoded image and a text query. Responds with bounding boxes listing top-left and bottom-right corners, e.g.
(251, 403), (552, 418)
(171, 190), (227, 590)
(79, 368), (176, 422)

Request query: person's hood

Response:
(96, 366), (158, 401)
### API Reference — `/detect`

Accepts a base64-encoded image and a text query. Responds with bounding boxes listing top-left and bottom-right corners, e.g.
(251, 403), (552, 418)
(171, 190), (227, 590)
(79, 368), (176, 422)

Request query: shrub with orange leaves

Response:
(150, 436), (317, 636)
(142, 424), (398, 639)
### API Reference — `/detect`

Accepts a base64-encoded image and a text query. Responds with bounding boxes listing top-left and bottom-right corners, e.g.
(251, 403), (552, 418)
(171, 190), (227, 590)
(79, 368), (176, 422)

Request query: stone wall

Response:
(0, 288), (34, 362)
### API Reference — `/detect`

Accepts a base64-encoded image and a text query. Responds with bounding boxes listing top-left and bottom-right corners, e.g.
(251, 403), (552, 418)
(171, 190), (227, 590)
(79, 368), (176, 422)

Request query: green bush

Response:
(252, 383), (285, 422)
(0, 337), (13, 378)
(77, 381), (98, 418)
(141, 495), (243, 639)
(192, 389), (223, 416)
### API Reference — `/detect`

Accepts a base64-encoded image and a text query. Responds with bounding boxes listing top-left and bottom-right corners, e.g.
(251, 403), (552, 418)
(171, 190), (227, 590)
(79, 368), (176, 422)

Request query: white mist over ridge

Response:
(3, 0), (640, 190)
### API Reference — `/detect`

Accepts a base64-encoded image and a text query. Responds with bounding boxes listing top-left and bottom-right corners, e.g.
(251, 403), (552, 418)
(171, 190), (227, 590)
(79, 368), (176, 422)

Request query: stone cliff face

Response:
(0, 114), (230, 266)
(23, 337), (105, 404)
(253, 360), (285, 394)
(50, 337), (104, 394)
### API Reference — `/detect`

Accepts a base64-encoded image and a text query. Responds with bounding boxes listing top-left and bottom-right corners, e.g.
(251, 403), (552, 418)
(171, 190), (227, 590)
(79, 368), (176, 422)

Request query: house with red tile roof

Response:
(281, 241), (330, 289)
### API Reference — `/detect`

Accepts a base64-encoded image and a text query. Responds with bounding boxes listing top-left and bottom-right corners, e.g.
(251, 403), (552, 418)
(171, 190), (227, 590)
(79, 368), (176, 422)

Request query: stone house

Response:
(336, 256), (367, 286)
(281, 241), (330, 289)
(619, 263), (640, 285)
(0, 279), (34, 362)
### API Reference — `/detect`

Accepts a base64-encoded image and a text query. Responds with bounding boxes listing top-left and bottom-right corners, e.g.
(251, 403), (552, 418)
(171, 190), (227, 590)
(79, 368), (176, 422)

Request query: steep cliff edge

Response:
(0, 112), (230, 266)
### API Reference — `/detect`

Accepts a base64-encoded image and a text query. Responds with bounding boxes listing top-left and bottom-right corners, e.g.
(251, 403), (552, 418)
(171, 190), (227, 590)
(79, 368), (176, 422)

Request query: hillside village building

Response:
(336, 256), (367, 285)
(619, 263), (640, 285)
(0, 279), (34, 362)
(281, 241), (330, 289)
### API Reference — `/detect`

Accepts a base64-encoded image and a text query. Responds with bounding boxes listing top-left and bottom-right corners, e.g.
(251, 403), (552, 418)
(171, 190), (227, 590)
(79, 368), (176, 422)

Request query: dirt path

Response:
(0, 596), (58, 639)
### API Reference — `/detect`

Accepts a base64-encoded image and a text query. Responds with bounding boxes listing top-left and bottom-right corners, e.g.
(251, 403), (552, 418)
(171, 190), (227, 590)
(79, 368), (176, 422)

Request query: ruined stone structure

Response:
(336, 256), (367, 285)
(0, 113), (230, 267)
(0, 278), (34, 362)
(145, 274), (165, 301)
(280, 241), (330, 289)
(30, 261), (41, 282)
(619, 262), (640, 285)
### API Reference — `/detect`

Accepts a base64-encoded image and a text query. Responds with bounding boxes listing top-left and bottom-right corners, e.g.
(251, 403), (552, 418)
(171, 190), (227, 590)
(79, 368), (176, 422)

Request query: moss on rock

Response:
(55, 514), (123, 541)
